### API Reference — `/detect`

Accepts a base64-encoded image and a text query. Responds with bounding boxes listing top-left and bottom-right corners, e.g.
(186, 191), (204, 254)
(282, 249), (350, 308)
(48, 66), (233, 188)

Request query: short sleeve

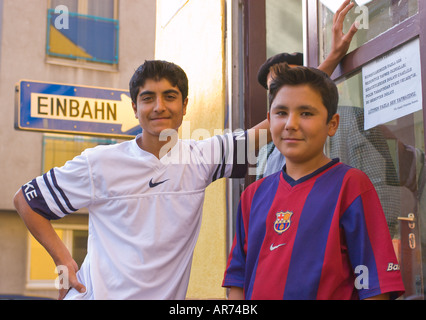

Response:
(222, 201), (247, 289)
(340, 171), (404, 299)
(21, 152), (93, 220)
(193, 131), (248, 183)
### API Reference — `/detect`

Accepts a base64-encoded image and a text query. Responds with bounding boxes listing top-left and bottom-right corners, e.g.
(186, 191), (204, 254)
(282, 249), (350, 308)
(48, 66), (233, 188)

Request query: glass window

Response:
(50, 0), (78, 13)
(266, 0), (304, 58)
(328, 70), (425, 298)
(42, 134), (116, 172)
(47, 0), (119, 65)
(72, 230), (89, 267)
(319, 0), (418, 62)
(88, 0), (115, 19)
(27, 227), (88, 289)
(29, 229), (64, 282)
(256, 0), (305, 179)
(26, 133), (114, 290)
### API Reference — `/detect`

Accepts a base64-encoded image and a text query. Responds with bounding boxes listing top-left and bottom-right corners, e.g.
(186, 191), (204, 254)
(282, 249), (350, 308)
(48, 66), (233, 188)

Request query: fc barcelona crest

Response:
(274, 211), (293, 234)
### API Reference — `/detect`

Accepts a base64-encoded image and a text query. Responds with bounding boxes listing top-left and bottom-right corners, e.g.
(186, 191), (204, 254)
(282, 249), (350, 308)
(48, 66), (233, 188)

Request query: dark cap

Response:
(257, 52), (304, 89)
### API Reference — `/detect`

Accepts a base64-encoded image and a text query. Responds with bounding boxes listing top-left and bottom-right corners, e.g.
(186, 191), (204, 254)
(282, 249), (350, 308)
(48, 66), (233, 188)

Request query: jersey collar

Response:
(281, 158), (340, 187)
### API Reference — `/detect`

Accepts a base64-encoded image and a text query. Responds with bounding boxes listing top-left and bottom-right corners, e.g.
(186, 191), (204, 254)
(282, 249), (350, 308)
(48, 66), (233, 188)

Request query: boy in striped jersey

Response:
(223, 63), (405, 300)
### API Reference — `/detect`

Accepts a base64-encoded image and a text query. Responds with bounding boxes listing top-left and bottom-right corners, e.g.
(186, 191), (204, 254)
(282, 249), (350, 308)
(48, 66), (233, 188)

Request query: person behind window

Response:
(256, 0), (358, 180)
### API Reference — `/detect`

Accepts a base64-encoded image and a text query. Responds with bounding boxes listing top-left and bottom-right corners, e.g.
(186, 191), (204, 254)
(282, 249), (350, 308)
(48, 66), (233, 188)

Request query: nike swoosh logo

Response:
(149, 179), (169, 188)
(270, 243), (286, 251)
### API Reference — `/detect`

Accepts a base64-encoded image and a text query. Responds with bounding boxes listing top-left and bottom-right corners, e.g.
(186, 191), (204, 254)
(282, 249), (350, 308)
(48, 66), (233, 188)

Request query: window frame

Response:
(306, 0), (426, 299)
(25, 224), (88, 290)
(238, 0), (426, 299)
(306, 1), (426, 83)
(46, 0), (120, 71)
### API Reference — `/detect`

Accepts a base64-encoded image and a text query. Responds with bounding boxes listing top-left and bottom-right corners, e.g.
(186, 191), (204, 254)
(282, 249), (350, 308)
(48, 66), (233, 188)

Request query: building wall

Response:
(0, 0), (156, 297)
(155, 0), (228, 299)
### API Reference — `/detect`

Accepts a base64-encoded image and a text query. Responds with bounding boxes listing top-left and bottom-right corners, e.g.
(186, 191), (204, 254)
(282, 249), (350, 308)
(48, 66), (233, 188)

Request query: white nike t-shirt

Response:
(22, 132), (247, 299)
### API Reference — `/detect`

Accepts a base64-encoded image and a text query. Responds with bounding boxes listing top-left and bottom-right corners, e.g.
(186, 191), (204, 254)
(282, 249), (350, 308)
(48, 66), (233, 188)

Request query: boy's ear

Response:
(132, 102), (138, 118)
(327, 113), (340, 137)
(182, 98), (188, 116)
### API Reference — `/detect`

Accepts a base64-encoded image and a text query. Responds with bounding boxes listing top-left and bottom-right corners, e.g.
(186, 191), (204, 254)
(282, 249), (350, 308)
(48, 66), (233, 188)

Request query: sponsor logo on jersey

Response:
(23, 181), (38, 201)
(387, 263), (400, 271)
(270, 243), (286, 251)
(274, 211), (293, 235)
(149, 178), (169, 188)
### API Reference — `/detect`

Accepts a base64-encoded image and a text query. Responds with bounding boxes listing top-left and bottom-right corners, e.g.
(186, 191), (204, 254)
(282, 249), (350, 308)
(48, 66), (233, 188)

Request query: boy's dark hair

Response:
(268, 63), (339, 123)
(129, 60), (189, 104)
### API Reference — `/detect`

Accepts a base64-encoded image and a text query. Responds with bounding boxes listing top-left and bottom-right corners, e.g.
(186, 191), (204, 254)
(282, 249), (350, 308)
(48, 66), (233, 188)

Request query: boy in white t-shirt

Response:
(14, 60), (267, 299)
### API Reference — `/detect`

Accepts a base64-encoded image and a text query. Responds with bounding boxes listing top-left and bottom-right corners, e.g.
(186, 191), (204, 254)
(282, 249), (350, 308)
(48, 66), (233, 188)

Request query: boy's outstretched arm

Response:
(13, 189), (86, 300)
(247, 119), (271, 152)
(318, 0), (359, 76)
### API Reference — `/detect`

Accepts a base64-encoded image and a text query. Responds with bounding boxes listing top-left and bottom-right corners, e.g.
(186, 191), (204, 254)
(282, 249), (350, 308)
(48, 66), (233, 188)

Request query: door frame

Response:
(305, 0), (426, 299)
(242, 0), (426, 145)
(306, 1), (426, 109)
(240, 0), (426, 299)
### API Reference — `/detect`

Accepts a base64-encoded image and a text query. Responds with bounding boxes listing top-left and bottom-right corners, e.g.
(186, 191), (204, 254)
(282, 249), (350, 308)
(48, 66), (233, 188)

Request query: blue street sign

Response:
(15, 80), (141, 138)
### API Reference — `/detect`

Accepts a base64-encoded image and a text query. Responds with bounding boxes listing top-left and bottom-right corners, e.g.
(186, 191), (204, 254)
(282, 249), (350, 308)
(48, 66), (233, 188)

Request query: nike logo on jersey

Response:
(149, 178), (169, 188)
(23, 181), (38, 201)
(270, 243), (286, 251)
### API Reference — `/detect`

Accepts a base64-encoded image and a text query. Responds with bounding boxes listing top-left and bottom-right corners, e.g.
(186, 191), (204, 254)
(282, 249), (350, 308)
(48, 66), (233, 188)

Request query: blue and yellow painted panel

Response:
(46, 9), (119, 64)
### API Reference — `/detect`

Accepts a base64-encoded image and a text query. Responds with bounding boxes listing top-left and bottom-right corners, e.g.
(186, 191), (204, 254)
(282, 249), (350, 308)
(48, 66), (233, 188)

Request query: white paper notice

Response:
(362, 38), (422, 130)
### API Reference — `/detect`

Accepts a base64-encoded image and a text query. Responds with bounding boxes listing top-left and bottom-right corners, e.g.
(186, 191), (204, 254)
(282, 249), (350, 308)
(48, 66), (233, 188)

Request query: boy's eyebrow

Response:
(163, 89), (180, 95)
(271, 104), (317, 110)
(298, 105), (318, 112)
(139, 90), (155, 96)
(138, 89), (180, 96)
(271, 104), (287, 110)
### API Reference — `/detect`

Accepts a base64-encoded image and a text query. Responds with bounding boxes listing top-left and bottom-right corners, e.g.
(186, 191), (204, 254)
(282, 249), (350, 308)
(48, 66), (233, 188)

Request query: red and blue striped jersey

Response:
(223, 159), (405, 300)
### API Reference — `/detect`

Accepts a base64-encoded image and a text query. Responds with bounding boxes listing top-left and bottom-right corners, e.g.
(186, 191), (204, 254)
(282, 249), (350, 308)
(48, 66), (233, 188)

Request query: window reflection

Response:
(319, 0), (418, 61)
(266, 0), (303, 58)
(328, 71), (425, 298)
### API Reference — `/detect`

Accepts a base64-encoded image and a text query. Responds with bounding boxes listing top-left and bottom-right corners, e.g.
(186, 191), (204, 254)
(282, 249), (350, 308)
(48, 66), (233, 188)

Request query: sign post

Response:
(15, 80), (141, 139)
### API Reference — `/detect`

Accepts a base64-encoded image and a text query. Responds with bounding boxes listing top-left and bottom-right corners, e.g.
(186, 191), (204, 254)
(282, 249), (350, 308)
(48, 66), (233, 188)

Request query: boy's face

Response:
(267, 84), (339, 166)
(132, 78), (188, 138)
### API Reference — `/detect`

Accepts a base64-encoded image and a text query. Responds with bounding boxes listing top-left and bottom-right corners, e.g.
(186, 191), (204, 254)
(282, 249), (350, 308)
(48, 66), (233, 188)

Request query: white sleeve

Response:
(193, 131), (248, 183)
(21, 151), (93, 220)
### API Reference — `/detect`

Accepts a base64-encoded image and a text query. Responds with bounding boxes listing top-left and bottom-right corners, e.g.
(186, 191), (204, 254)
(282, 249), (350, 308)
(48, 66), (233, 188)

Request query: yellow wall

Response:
(155, 0), (227, 299)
